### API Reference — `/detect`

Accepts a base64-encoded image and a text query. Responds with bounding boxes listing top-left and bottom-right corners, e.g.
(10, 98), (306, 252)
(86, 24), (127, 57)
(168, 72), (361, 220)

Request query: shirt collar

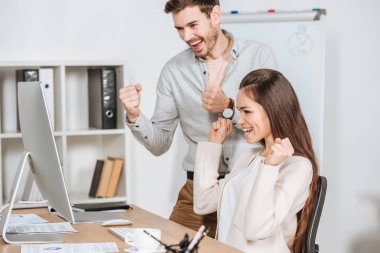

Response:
(223, 29), (238, 60)
(193, 29), (238, 62)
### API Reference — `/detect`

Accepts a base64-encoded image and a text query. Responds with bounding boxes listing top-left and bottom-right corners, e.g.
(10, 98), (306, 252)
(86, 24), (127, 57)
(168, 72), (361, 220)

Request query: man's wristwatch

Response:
(222, 98), (235, 120)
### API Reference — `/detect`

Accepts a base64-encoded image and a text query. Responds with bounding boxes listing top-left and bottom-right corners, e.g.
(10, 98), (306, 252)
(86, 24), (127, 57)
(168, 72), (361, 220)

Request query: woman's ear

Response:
(210, 5), (221, 26)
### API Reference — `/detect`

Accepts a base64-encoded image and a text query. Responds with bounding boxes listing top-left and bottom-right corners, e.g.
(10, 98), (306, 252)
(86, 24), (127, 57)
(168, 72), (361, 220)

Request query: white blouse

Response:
(218, 155), (264, 243)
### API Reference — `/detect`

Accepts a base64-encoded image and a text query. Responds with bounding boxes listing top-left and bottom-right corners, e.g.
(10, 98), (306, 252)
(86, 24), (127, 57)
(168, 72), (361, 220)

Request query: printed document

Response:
(21, 242), (119, 253)
(7, 222), (76, 234)
(10, 213), (48, 225)
(0, 213), (48, 225)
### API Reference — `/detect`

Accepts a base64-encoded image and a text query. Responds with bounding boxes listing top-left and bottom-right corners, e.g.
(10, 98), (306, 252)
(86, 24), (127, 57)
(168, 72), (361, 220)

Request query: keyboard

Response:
(108, 227), (133, 241)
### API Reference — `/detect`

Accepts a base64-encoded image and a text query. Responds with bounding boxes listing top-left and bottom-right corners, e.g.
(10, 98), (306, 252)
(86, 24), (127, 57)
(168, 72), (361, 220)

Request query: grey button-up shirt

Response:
(126, 32), (277, 174)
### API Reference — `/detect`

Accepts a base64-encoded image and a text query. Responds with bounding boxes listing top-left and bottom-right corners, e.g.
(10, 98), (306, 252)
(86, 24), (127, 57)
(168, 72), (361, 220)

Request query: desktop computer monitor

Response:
(0, 81), (74, 243)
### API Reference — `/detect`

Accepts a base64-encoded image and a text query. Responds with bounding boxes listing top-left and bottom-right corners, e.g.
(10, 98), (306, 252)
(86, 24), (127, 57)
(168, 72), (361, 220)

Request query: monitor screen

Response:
(17, 81), (74, 223)
(0, 81), (124, 243)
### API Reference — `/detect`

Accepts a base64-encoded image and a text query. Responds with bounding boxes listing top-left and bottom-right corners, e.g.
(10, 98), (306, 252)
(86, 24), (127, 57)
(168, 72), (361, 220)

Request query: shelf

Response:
(0, 131), (64, 139)
(0, 62), (128, 206)
(0, 133), (22, 139)
(66, 129), (126, 136)
(0, 61), (125, 68)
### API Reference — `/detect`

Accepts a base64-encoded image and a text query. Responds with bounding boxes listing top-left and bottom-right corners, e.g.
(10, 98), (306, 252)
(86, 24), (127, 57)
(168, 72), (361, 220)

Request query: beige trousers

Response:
(169, 179), (217, 238)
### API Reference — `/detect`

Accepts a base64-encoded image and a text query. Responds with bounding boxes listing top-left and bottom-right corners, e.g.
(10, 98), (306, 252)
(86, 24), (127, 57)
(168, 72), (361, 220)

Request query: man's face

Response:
(172, 6), (220, 59)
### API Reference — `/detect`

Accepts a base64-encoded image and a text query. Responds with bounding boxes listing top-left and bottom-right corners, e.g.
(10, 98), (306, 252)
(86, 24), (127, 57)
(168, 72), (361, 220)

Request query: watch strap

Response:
(226, 98), (234, 110)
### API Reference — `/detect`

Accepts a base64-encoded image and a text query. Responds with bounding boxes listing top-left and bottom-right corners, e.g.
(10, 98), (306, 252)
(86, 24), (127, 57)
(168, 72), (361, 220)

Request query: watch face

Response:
(222, 108), (233, 119)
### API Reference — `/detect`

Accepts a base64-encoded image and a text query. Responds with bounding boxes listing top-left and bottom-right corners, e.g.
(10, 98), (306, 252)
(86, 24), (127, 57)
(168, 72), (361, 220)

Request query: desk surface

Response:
(0, 205), (242, 253)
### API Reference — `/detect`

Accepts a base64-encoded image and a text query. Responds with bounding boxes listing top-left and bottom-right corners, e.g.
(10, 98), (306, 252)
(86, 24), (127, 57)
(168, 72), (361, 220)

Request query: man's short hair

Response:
(164, 0), (220, 17)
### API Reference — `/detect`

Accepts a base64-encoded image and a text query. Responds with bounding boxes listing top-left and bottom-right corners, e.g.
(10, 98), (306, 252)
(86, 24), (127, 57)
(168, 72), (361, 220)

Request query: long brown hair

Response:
(240, 69), (319, 253)
(164, 0), (219, 17)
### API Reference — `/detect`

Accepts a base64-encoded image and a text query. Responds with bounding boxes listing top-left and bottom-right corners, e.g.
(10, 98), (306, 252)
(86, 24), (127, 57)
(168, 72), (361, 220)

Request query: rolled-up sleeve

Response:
(126, 66), (179, 156)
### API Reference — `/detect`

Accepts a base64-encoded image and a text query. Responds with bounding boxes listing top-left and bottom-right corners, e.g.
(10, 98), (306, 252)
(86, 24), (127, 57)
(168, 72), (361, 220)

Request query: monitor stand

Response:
(0, 152), (64, 244)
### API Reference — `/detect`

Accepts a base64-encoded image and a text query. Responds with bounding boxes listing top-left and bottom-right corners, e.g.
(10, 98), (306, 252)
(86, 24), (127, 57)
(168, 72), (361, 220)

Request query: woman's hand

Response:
(208, 118), (233, 144)
(264, 138), (295, 166)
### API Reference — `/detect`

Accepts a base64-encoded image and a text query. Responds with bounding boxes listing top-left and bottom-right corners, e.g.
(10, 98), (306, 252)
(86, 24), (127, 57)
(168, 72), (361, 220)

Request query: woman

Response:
(194, 69), (319, 253)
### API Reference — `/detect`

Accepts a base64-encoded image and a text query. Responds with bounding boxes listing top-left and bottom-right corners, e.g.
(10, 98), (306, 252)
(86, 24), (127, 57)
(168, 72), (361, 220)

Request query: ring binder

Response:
(88, 68), (117, 129)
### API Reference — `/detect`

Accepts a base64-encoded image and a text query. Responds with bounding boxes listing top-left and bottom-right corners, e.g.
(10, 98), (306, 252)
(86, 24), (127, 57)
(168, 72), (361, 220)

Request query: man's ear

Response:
(210, 5), (221, 25)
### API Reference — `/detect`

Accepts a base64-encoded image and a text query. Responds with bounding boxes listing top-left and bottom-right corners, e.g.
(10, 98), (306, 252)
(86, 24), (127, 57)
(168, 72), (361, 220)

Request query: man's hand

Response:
(119, 84), (142, 123)
(202, 86), (229, 113)
(208, 118), (233, 144)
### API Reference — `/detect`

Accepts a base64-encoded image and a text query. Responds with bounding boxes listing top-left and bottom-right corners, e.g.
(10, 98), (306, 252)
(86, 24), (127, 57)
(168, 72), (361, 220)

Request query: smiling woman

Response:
(194, 69), (320, 253)
(236, 90), (272, 146)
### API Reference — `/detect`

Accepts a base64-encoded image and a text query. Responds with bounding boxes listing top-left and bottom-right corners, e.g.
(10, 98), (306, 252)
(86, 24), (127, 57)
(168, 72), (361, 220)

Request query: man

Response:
(119, 0), (276, 237)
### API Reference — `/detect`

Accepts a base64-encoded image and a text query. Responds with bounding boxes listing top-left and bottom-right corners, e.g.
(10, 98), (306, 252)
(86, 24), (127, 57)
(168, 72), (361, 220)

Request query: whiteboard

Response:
(222, 11), (326, 163)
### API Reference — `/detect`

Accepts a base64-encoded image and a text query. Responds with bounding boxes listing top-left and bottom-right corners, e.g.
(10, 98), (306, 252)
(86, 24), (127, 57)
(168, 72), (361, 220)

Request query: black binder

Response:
(88, 68), (117, 129)
(89, 159), (104, 197)
(16, 69), (39, 82)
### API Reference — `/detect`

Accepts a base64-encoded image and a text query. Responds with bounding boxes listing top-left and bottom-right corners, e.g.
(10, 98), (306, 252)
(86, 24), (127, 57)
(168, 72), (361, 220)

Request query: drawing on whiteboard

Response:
(287, 24), (313, 56)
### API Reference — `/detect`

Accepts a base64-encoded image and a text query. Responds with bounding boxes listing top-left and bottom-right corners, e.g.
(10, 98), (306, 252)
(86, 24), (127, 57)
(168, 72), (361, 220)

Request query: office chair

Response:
(305, 176), (327, 253)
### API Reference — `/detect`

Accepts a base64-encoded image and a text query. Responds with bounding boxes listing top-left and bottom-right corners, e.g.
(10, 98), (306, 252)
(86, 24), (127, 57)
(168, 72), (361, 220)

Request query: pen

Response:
(186, 225), (205, 251)
(191, 227), (209, 250)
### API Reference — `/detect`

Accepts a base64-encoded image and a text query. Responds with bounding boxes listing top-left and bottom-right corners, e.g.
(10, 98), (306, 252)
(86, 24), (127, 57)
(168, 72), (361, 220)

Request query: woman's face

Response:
(236, 90), (273, 144)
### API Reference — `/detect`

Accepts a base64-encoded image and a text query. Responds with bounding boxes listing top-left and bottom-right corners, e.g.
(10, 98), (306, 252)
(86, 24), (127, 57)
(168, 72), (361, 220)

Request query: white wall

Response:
(1, 1), (380, 252)
(117, 0), (188, 221)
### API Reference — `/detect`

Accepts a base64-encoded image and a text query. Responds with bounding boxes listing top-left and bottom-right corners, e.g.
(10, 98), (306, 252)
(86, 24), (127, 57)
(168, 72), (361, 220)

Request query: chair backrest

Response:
(305, 175), (327, 253)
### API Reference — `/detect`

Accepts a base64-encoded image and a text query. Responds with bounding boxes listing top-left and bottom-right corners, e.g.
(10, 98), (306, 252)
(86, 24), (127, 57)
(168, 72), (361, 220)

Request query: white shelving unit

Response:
(0, 62), (130, 207)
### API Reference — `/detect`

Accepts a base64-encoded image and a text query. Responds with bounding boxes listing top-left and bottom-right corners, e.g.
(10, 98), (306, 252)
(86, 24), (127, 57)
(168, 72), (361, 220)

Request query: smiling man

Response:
(119, 0), (277, 237)
(172, 4), (227, 60)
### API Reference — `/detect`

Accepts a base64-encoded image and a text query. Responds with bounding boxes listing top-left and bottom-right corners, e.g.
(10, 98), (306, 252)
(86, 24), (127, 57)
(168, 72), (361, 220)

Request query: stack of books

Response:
(89, 157), (124, 198)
